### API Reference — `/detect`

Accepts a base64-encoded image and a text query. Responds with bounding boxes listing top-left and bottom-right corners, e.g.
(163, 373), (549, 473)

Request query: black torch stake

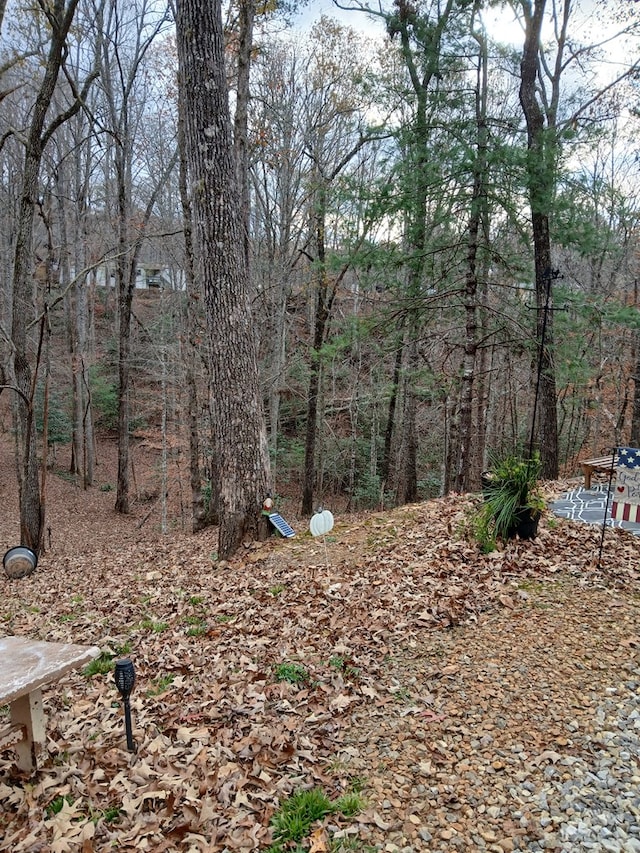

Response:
(114, 658), (136, 752)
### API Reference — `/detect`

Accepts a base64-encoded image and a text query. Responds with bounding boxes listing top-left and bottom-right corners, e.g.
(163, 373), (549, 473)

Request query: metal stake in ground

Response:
(597, 450), (617, 570)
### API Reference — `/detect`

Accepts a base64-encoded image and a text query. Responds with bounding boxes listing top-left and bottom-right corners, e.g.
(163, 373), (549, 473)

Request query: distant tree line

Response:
(1, 0), (640, 556)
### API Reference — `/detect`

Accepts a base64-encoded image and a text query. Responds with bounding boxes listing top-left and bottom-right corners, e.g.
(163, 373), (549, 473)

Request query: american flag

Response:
(612, 446), (640, 522)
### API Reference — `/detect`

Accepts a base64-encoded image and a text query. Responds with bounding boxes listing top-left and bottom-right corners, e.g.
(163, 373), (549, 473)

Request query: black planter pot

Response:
(509, 508), (541, 540)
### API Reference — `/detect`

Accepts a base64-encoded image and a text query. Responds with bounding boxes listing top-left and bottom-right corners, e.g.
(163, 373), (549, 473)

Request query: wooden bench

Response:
(0, 636), (100, 773)
(580, 454), (617, 490)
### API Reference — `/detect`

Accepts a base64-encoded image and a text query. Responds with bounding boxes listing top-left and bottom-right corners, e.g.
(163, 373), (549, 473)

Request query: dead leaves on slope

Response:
(1, 493), (639, 850)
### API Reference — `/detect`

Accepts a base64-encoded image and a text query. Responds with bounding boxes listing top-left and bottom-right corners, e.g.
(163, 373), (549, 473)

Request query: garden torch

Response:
(114, 658), (136, 752)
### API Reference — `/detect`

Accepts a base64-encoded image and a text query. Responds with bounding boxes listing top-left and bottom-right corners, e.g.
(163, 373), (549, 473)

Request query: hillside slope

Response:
(0, 434), (639, 851)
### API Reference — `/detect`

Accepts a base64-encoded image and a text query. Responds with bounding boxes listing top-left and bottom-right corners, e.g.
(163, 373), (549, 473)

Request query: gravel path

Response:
(342, 581), (640, 852)
(516, 674), (640, 852)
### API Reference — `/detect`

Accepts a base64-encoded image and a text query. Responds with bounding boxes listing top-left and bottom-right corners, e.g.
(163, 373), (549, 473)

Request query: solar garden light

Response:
(114, 658), (136, 752)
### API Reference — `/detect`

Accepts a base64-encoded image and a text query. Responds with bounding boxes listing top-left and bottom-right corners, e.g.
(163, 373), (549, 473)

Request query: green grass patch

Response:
(83, 652), (114, 678)
(274, 662), (309, 685)
(268, 786), (366, 851)
(186, 622), (208, 637)
(139, 618), (169, 633)
(333, 791), (364, 817)
(271, 788), (333, 843)
(146, 674), (174, 696)
(102, 806), (121, 824)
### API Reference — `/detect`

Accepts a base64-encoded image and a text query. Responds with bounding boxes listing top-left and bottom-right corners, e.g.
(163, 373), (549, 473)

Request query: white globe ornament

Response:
(309, 508), (334, 537)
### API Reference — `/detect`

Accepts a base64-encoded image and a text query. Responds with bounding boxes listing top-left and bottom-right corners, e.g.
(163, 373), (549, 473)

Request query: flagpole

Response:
(597, 449), (617, 570)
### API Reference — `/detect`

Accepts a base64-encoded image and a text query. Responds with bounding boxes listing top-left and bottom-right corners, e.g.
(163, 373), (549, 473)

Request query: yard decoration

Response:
(262, 494), (295, 538)
(114, 658), (136, 752)
(309, 508), (334, 569)
(610, 447), (640, 522)
(309, 508), (334, 537)
(3, 546), (38, 579)
(597, 447), (640, 568)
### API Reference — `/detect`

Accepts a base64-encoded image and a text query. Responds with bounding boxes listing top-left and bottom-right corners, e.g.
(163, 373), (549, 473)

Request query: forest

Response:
(2, 0), (640, 558)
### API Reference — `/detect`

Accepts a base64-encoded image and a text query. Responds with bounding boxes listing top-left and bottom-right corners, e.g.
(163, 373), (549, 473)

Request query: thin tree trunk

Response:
(397, 336), (418, 504)
(10, 0), (84, 552)
(630, 328), (640, 446)
(301, 183), (329, 516)
(453, 5), (488, 493)
(382, 329), (404, 490)
(519, 0), (559, 477)
(233, 0), (255, 271)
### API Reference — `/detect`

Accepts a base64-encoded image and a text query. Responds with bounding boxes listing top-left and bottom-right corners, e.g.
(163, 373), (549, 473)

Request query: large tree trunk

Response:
(175, 63), (215, 532)
(175, 0), (270, 560)
(519, 0), (559, 478)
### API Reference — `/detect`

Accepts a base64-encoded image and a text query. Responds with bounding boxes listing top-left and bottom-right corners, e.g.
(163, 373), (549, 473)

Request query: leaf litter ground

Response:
(0, 439), (639, 852)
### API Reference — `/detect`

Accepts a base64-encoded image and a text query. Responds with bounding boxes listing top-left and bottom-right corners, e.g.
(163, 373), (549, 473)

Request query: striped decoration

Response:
(611, 501), (640, 523)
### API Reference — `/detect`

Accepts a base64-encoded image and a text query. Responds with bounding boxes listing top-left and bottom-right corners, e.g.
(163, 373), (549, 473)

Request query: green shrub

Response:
(473, 452), (544, 551)
(35, 385), (72, 444)
(89, 365), (118, 431)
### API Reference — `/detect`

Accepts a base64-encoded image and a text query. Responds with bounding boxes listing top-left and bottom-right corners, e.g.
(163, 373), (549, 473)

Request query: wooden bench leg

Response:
(581, 464), (593, 490)
(10, 689), (46, 773)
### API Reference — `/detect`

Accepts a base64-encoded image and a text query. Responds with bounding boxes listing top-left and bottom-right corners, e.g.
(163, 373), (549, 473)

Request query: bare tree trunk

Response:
(382, 329), (403, 491)
(630, 327), (640, 447)
(519, 0), (559, 477)
(452, 5), (488, 494)
(233, 0), (255, 271)
(396, 335), (418, 504)
(301, 182), (329, 516)
(9, 0), (87, 552)
(175, 0), (270, 560)
(114, 166), (133, 512)
(301, 285), (327, 515)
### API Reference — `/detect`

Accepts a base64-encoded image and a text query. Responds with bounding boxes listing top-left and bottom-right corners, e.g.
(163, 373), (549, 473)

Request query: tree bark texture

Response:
(175, 0), (270, 559)
(301, 183), (329, 516)
(631, 327), (640, 447)
(175, 62), (215, 531)
(390, 0), (455, 502)
(519, 0), (559, 478)
(452, 7), (488, 493)
(233, 0), (255, 272)
(10, 0), (81, 552)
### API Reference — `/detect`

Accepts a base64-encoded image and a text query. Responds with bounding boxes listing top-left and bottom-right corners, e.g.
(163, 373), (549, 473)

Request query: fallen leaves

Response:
(1, 441), (640, 849)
